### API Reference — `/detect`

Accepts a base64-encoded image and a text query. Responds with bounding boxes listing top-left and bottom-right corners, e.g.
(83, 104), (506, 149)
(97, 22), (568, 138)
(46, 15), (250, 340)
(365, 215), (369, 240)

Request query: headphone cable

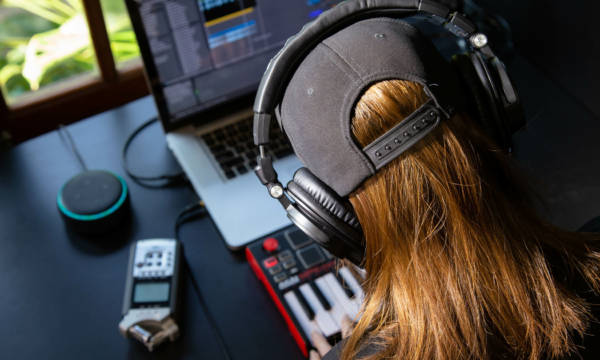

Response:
(173, 201), (233, 360)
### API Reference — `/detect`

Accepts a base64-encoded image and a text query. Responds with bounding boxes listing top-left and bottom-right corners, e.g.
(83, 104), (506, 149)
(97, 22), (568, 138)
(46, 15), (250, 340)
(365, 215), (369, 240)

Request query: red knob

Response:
(263, 237), (279, 253)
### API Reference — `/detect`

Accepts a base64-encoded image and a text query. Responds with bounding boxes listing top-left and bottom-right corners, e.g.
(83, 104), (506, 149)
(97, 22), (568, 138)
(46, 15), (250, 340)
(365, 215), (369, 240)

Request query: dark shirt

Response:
(323, 217), (600, 360)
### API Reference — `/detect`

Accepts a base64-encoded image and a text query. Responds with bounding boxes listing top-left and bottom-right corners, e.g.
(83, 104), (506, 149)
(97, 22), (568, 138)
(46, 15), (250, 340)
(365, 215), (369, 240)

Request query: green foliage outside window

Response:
(0, 0), (140, 103)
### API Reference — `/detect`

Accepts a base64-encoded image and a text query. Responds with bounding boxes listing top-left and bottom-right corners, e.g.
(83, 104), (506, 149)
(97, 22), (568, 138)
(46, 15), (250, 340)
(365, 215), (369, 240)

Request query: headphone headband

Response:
(253, 0), (482, 147)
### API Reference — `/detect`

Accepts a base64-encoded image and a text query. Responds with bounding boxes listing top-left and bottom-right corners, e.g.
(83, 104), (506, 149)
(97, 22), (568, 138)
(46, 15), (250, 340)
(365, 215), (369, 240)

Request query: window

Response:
(0, 0), (149, 144)
(0, 1), (98, 103)
(100, 0), (140, 68)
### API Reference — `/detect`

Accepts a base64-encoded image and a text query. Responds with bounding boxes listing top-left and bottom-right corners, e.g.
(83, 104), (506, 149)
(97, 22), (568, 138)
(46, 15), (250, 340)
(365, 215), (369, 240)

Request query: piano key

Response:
(299, 284), (339, 337)
(310, 281), (331, 310)
(352, 265), (367, 280)
(314, 275), (351, 327)
(334, 271), (355, 298)
(339, 267), (365, 303)
(322, 273), (361, 320)
(294, 288), (315, 320)
(283, 291), (320, 342)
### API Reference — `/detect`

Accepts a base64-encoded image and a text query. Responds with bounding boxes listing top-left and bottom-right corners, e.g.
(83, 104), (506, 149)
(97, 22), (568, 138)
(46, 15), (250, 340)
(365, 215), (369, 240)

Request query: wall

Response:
(477, 0), (600, 119)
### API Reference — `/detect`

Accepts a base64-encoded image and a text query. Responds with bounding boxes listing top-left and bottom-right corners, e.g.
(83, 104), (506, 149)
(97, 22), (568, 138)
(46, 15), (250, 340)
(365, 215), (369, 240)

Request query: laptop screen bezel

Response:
(124, 0), (260, 133)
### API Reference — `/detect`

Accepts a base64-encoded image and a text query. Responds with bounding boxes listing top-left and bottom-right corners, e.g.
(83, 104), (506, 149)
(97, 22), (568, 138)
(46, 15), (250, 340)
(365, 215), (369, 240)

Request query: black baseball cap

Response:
(278, 17), (464, 196)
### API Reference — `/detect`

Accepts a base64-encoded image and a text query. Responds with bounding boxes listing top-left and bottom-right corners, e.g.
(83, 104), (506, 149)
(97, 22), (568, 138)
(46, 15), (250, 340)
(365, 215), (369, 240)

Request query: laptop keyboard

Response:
(199, 116), (294, 180)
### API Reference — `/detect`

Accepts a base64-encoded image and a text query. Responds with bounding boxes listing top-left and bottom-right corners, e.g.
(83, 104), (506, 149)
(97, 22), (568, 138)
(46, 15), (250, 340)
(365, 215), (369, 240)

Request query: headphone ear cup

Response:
(286, 168), (364, 265)
(451, 53), (509, 149)
(290, 168), (361, 229)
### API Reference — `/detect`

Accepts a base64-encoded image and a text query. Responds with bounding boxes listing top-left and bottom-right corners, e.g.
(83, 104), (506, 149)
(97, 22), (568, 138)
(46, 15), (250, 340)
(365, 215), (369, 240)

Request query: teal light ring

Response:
(57, 173), (128, 221)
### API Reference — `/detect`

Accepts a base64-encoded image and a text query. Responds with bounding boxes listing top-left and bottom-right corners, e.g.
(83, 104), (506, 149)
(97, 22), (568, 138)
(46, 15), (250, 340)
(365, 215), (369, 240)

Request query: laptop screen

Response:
(126, 0), (344, 130)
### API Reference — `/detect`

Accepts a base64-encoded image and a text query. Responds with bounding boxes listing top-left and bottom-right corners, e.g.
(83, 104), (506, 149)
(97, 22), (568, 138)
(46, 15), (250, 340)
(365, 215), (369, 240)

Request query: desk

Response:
(1, 54), (599, 360)
(0, 97), (304, 360)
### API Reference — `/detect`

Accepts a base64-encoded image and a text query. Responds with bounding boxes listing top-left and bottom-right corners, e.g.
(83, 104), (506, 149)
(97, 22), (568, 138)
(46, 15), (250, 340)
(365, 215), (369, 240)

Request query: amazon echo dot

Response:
(57, 170), (130, 234)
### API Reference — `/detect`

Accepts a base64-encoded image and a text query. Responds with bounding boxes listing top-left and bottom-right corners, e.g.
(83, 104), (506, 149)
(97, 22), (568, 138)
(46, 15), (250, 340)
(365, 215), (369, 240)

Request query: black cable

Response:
(174, 201), (206, 234)
(122, 117), (187, 188)
(58, 124), (88, 171)
(174, 202), (233, 360)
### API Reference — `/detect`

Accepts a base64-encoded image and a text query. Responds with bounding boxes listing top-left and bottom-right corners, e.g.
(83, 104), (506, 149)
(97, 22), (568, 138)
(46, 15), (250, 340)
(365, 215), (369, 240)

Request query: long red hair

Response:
(341, 80), (600, 360)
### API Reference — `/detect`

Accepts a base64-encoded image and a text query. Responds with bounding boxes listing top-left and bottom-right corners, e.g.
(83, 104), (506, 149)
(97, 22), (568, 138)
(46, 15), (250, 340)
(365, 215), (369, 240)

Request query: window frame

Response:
(0, 0), (149, 144)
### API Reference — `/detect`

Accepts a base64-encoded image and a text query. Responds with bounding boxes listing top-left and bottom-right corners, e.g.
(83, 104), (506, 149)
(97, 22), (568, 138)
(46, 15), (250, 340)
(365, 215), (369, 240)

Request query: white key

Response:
(340, 266), (365, 303)
(299, 284), (339, 337)
(353, 266), (367, 280)
(315, 275), (350, 328)
(323, 273), (361, 320)
(283, 291), (320, 343)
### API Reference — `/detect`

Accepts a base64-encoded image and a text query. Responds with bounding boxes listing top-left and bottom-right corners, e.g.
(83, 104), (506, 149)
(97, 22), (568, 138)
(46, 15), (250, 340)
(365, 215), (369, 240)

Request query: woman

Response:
(307, 79), (600, 360)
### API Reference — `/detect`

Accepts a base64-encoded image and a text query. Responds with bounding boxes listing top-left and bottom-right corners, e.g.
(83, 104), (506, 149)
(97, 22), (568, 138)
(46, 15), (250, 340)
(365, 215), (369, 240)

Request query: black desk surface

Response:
(1, 54), (599, 360)
(0, 98), (305, 359)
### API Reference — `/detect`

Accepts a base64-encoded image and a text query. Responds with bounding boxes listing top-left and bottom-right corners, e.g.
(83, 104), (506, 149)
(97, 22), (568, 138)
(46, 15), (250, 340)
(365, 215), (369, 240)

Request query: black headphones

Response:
(252, 0), (524, 266)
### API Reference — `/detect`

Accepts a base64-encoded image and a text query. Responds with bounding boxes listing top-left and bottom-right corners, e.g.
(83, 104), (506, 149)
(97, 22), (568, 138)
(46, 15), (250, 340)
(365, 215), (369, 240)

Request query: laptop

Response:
(125, 0), (344, 249)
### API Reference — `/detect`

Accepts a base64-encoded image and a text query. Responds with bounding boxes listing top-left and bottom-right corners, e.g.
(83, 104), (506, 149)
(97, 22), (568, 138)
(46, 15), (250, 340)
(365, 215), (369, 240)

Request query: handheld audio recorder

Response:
(119, 238), (182, 351)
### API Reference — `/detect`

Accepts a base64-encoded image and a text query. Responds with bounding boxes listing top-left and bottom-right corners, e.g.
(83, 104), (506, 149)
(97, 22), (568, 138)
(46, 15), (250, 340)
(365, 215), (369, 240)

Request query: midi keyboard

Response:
(246, 225), (365, 357)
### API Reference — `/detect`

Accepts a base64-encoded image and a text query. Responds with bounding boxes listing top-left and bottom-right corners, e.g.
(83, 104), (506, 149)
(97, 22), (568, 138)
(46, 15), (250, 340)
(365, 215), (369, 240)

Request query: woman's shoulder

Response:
(322, 338), (382, 360)
(322, 342), (342, 360)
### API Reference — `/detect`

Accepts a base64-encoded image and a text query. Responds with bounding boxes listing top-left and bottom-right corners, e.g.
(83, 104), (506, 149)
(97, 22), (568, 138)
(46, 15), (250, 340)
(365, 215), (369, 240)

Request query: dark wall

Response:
(478, 0), (600, 119)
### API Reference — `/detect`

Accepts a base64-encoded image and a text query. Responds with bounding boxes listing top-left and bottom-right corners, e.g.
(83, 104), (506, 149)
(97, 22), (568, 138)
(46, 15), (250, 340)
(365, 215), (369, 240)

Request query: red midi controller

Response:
(246, 225), (365, 357)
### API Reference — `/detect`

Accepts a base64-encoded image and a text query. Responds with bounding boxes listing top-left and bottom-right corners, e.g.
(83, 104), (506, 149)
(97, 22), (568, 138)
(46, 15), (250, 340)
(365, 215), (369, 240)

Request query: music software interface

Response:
(136, 0), (343, 123)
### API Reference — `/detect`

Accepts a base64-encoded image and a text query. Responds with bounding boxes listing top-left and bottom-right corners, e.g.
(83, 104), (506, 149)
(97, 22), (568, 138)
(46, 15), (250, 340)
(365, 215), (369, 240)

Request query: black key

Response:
(294, 288), (315, 320)
(202, 134), (215, 146)
(310, 281), (331, 310)
(224, 170), (235, 179)
(234, 144), (246, 153)
(244, 149), (257, 160)
(220, 164), (233, 173)
(335, 272), (355, 298)
(236, 164), (248, 174)
(238, 123), (250, 132)
(224, 123), (237, 132)
(222, 157), (244, 168)
(224, 127), (236, 137)
(214, 150), (234, 161)
(209, 144), (226, 153)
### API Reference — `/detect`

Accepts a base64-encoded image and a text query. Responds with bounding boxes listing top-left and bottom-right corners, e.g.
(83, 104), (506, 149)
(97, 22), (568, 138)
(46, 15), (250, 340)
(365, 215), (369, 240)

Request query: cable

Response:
(173, 201), (233, 360)
(122, 117), (187, 188)
(174, 201), (207, 234)
(58, 124), (88, 171)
